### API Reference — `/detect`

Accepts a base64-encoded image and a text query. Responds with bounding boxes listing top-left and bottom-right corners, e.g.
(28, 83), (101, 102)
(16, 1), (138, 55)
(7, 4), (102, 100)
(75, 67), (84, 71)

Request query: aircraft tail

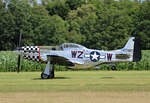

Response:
(122, 37), (142, 62)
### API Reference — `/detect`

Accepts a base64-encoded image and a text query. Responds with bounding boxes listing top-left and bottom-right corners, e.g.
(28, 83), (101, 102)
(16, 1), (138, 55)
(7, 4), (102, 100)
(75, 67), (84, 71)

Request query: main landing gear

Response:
(41, 57), (55, 79)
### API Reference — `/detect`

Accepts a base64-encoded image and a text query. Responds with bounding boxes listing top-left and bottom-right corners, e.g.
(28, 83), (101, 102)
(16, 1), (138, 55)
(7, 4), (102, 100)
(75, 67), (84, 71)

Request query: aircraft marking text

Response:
(71, 51), (83, 59)
(107, 53), (112, 61)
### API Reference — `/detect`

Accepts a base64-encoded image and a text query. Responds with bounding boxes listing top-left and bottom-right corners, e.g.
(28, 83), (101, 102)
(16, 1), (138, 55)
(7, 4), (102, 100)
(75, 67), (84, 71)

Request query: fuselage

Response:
(17, 43), (133, 69)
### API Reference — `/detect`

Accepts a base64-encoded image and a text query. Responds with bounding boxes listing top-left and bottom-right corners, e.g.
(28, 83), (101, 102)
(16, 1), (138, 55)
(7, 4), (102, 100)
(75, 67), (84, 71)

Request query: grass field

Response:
(0, 71), (150, 103)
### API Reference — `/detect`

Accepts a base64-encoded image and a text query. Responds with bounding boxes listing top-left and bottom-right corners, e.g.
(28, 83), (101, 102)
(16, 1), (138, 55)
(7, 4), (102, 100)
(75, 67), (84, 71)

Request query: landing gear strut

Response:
(41, 65), (55, 79)
(41, 56), (55, 79)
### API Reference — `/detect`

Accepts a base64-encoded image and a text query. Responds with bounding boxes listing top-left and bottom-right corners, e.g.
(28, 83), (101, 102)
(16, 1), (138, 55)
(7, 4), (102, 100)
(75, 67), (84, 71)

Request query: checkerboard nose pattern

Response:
(21, 46), (41, 62)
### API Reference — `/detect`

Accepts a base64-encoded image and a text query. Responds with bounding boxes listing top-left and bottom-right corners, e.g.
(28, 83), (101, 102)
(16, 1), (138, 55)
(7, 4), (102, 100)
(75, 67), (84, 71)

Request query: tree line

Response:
(0, 0), (150, 50)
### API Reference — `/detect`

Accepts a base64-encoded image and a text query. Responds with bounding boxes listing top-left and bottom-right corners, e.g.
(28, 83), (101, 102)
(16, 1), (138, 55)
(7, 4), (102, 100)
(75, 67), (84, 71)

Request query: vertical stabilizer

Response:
(122, 37), (141, 62)
(123, 37), (135, 50)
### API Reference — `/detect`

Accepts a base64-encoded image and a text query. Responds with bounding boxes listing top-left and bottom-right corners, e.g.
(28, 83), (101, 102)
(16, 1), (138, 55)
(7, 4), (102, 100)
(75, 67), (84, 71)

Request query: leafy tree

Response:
(45, 0), (70, 19)
(65, 0), (85, 10)
(0, 0), (150, 50)
(67, 3), (133, 50)
(96, 5), (133, 50)
(7, 0), (34, 46)
(134, 20), (150, 49)
(0, 1), (16, 50)
(132, 1), (150, 49)
(34, 15), (69, 45)
(30, 5), (49, 45)
(67, 4), (97, 47)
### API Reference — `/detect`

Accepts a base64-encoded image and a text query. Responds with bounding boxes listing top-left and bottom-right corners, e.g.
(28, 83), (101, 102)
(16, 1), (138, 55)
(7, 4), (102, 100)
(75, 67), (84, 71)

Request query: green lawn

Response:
(0, 71), (150, 92)
(1, 71), (150, 103)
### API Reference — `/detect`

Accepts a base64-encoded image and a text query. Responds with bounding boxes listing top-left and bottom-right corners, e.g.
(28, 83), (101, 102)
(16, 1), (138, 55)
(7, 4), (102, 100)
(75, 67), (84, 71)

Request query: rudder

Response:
(133, 37), (142, 62)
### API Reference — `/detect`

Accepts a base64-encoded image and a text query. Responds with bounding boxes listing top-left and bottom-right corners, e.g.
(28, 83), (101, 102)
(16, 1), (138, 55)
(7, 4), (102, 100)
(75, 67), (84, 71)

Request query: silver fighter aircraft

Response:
(15, 37), (141, 79)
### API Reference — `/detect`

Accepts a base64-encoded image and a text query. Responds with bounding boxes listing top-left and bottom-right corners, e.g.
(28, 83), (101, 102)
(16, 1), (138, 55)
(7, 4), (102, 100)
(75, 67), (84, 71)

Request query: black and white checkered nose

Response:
(21, 46), (41, 62)
(22, 46), (39, 53)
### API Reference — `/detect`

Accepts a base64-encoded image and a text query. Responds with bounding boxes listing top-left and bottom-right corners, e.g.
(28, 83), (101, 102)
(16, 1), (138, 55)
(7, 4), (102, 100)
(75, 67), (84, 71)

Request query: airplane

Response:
(15, 37), (141, 79)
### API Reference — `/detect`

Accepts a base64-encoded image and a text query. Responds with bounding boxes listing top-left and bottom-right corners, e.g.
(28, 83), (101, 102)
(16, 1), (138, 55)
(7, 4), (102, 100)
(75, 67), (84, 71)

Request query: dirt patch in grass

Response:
(0, 91), (150, 103)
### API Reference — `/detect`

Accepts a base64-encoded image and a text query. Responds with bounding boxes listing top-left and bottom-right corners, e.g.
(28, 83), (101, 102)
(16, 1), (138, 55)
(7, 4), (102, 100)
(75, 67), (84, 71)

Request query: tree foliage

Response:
(0, 0), (150, 50)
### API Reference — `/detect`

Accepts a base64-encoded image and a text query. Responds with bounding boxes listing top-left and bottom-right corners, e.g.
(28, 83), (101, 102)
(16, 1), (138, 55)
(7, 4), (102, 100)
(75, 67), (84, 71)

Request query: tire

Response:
(111, 66), (117, 71)
(41, 72), (50, 79)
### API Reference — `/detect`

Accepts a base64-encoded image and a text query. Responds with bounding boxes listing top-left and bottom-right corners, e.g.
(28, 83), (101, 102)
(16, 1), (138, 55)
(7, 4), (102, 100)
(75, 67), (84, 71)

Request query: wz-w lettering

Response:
(107, 53), (112, 61)
(71, 51), (83, 59)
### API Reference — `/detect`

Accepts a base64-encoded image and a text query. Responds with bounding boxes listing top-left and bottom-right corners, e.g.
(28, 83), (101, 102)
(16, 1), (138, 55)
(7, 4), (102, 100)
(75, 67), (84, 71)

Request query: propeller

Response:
(17, 55), (21, 73)
(17, 32), (22, 73)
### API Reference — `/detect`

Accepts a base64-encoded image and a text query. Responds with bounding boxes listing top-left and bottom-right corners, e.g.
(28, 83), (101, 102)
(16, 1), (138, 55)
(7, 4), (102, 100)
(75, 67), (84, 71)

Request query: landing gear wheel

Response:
(41, 72), (50, 79)
(111, 66), (117, 71)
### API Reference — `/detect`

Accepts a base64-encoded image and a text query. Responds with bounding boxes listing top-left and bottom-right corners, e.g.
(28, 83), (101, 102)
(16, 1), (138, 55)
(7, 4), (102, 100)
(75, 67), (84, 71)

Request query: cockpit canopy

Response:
(59, 43), (86, 50)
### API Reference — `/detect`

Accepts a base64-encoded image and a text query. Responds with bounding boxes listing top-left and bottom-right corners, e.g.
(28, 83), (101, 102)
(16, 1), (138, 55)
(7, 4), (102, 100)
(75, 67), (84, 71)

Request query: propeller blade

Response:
(17, 54), (21, 73)
(17, 32), (22, 73)
(18, 32), (22, 47)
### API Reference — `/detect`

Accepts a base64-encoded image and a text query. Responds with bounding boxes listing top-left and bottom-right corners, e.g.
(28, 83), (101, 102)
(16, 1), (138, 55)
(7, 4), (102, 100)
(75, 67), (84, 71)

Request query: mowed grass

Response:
(0, 71), (150, 92)
(0, 71), (150, 103)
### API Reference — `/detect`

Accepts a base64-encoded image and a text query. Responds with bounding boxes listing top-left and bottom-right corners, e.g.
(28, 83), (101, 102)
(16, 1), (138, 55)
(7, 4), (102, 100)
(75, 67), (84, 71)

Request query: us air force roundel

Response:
(90, 51), (100, 62)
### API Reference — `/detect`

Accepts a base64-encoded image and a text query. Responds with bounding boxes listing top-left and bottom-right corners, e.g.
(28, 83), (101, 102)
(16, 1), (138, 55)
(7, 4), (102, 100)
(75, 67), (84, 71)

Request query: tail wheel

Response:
(111, 66), (117, 71)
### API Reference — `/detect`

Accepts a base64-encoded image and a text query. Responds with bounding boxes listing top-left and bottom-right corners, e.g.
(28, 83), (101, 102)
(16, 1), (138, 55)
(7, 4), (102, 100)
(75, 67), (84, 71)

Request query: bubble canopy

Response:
(59, 43), (86, 50)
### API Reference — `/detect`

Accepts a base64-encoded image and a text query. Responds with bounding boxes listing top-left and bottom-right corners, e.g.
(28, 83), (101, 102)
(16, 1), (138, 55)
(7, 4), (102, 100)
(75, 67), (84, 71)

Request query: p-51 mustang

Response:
(15, 37), (141, 79)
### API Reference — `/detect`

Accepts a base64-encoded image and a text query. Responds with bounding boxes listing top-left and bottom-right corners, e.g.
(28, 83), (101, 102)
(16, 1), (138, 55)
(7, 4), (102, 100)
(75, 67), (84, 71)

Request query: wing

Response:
(42, 50), (74, 66)
(50, 55), (74, 66)
(40, 50), (83, 67)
